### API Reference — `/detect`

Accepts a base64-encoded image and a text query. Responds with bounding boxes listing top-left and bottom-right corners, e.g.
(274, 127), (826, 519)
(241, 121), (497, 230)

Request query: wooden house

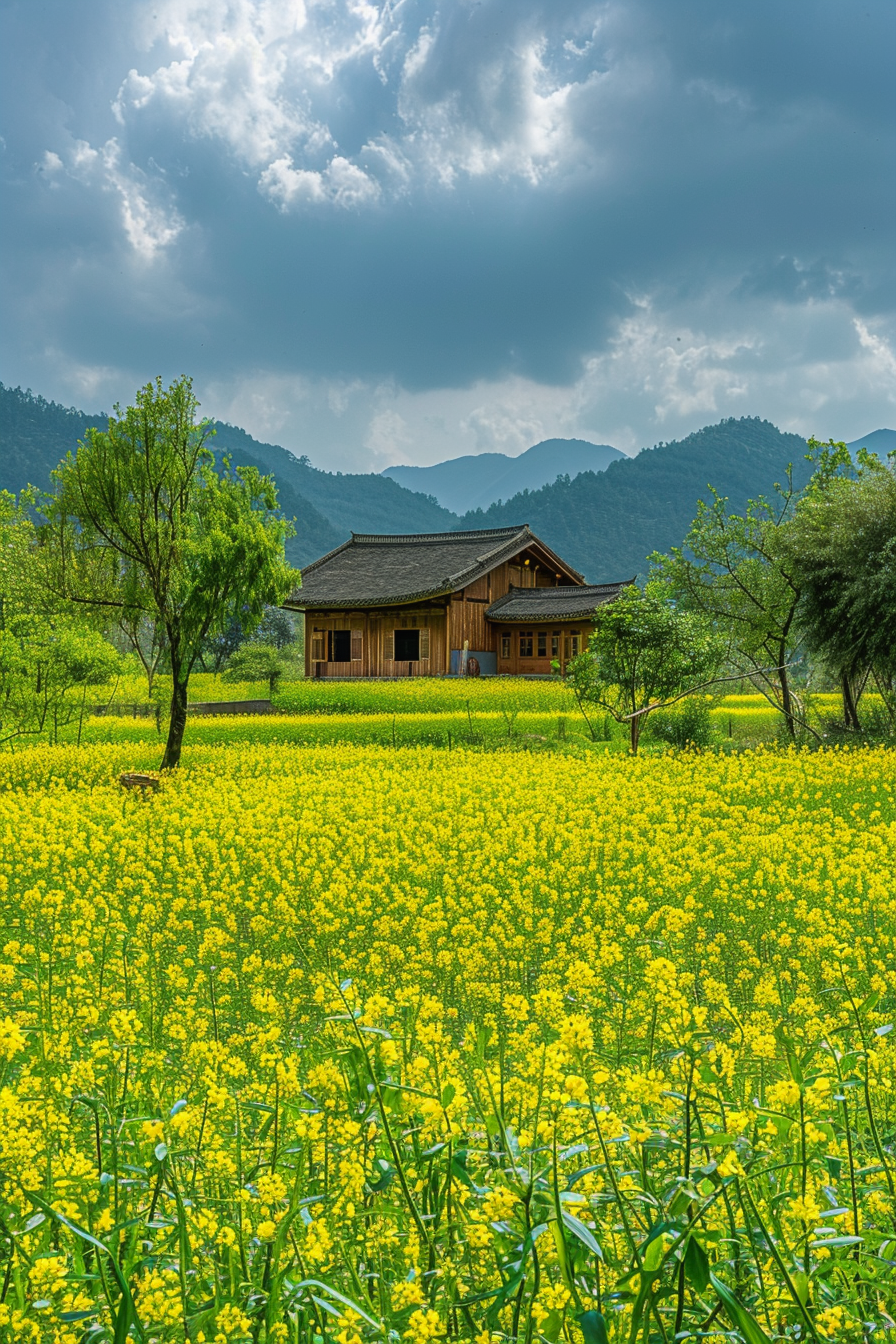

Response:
(285, 525), (630, 678)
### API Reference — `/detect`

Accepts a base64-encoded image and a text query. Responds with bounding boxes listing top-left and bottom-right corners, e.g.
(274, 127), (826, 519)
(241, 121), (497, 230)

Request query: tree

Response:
(566, 583), (725, 753)
(0, 497), (121, 743)
(37, 376), (298, 769)
(222, 641), (295, 697)
(779, 441), (896, 728)
(256, 605), (296, 649)
(201, 614), (247, 675)
(652, 473), (806, 737)
(115, 612), (167, 699)
(0, 620), (121, 747)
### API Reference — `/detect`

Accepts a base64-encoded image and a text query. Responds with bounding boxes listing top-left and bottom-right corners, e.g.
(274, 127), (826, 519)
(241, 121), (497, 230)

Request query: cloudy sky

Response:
(2, 0), (894, 470)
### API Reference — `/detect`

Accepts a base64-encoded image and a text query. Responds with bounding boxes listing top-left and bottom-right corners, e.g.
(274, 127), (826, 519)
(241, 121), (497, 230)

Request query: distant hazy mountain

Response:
(847, 428), (896, 457)
(382, 438), (625, 513)
(458, 418), (815, 581)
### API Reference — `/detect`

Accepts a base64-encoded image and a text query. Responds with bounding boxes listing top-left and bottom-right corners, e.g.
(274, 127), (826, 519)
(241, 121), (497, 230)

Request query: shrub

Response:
(645, 695), (714, 748)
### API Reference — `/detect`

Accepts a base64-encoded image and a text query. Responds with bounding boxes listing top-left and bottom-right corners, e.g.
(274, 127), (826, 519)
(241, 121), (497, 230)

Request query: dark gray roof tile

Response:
(287, 526), (565, 608)
(485, 581), (632, 622)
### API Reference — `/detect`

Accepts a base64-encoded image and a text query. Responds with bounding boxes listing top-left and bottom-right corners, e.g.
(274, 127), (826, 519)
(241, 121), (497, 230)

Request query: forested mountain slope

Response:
(0, 385), (456, 566)
(208, 420), (456, 541)
(458, 418), (813, 581)
(0, 384), (108, 495)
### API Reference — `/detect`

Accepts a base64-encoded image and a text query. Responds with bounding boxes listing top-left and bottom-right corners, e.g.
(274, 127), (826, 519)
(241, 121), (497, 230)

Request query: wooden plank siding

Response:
(305, 604), (450, 677)
(495, 621), (592, 676)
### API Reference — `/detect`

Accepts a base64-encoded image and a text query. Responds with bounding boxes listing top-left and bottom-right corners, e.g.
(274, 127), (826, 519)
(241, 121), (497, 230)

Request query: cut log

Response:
(119, 772), (160, 793)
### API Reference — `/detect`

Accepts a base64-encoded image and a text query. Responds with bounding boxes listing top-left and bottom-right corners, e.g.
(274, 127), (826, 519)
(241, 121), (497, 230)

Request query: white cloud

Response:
(397, 33), (582, 186)
(39, 136), (183, 258)
(364, 408), (413, 458)
(98, 0), (609, 217)
(854, 319), (896, 387)
(259, 153), (380, 208)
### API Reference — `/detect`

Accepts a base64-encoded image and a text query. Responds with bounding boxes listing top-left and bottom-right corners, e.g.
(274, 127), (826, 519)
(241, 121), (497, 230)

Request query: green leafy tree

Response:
(566, 583), (725, 753)
(36, 375), (298, 769)
(115, 612), (168, 699)
(222, 641), (295, 698)
(780, 440), (896, 729)
(0, 620), (121, 747)
(256, 604), (296, 648)
(652, 472), (807, 737)
(201, 615), (247, 674)
(0, 500), (121, 744)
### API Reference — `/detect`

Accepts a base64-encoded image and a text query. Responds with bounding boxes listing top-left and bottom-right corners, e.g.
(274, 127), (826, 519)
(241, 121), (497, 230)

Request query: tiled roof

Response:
(485, 581), (632, 622)
(287, 526), (581, 608)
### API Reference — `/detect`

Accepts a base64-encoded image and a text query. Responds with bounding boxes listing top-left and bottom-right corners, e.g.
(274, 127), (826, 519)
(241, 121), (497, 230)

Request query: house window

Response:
(551, 631), (560, 657)
(537, 631), (547, 657)
(394, 628), (420, 661)
(329, 629), (352, 662)
(570, 633), (580, 657)
(501, 634), (511, 659)
(519, 631), (533, 658)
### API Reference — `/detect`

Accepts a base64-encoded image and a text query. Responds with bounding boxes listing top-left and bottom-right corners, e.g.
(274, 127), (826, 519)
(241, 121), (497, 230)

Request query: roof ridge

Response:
(349, 525), (527, 545)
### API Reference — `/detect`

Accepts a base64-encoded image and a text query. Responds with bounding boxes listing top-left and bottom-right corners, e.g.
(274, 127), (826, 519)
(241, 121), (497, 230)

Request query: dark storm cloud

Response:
(0, 0), (893, 461)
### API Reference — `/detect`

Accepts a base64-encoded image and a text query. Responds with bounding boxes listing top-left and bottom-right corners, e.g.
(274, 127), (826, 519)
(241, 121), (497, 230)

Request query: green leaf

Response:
(297, 1279), (384, 1332)
(562, 1210), (604, 1260)
(366, 1161), (394, 1193)
(166, 1165), (192, 1278)
(113, 1293), (133, 1344)
(683, 1235), (711, 1294)
(540, 1308), (564, 1342)
(577, 1309), (610, 1344)
(791, 1270), (809, 1307)
(710, 1272), (772, 1344)
(441, 1083), (456, 1108)
(786, 1049), (804, 1087)
(642, 1233), (668, 1272)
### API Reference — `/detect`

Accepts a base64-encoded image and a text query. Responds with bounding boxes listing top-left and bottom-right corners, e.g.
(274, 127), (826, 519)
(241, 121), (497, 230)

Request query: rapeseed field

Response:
(1, 741), (894, 1341)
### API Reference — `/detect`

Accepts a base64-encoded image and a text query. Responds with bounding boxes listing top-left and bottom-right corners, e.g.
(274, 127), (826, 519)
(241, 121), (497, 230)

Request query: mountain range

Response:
(2, 382), (892, 582)
(382, 438), (626, 513)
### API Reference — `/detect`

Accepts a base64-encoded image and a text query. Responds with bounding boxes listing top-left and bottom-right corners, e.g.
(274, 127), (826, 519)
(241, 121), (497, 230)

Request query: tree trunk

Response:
(630, 714), (641, 755)
(779, 656), (796, 738)
(161, 665), (189, 770)
(841, 671), (861, 730)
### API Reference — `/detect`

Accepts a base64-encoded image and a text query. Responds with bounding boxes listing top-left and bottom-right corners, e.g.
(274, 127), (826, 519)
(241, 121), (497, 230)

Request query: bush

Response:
(646, 696), (714, 749)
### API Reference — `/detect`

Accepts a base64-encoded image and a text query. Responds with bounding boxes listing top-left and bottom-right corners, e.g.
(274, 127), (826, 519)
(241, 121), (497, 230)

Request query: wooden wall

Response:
(495, 621), (592, 676)
(305, 604), (450, 677)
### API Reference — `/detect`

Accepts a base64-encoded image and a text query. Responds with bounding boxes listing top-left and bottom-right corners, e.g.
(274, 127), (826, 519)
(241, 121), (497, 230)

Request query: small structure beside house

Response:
(285, 524), (630, 677)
